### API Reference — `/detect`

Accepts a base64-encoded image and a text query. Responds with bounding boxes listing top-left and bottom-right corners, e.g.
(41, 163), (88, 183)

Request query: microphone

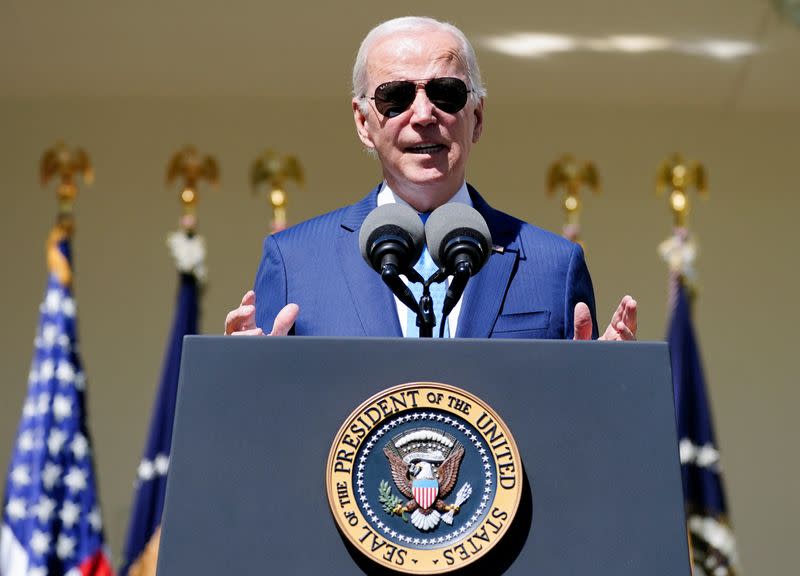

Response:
(359, 204), (425, 314)
(424, 204), (492, 330)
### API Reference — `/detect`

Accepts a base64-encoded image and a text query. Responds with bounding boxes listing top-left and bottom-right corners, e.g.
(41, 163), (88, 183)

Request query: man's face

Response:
(353, 30), (484, 212)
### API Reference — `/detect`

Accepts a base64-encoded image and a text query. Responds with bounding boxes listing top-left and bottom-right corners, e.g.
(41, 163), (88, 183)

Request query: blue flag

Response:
(121, 231), (203, 576)
(1, 228), (113, 576)
(668, 281), (740, 575)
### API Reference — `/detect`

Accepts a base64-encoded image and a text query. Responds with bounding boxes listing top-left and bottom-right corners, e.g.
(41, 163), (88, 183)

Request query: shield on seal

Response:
(412, 478), (439, 510)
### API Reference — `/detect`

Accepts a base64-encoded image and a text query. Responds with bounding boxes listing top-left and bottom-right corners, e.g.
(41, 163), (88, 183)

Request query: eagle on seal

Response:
(384, 442), (465, 531)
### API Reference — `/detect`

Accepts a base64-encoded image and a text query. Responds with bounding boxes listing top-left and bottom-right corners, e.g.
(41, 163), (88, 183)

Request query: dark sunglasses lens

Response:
(425, 78), (468, 113)
(374, 81), (415, 117)
(372, 78), (469, 117)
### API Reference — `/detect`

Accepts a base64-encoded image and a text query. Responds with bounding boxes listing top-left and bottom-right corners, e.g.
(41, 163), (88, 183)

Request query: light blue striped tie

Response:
(406, 243), (450, 338)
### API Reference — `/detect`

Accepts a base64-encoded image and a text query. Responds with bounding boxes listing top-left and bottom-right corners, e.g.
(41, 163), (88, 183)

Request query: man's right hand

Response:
(224, 290), (299, 336)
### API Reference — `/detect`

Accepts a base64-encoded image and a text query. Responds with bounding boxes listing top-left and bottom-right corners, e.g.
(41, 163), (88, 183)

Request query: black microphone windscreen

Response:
(425, 203), (492, 272)
(358, 203), (425, 267)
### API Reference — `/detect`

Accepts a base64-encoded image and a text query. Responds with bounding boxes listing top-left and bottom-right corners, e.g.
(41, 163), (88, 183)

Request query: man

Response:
(225, 16), (636, 341)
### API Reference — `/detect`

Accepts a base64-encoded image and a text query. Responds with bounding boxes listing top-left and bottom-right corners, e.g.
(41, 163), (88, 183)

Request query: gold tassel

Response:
(46, 225), (72, 287)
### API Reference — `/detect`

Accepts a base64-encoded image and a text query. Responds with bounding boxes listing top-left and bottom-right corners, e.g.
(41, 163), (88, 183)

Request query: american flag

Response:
(1, 231), (113, 576)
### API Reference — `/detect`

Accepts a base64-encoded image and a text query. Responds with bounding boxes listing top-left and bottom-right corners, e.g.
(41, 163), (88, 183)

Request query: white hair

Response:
(352, 16), (486, 113)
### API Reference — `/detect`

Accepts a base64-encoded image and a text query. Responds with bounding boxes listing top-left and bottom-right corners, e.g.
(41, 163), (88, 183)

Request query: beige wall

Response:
(1, 95), (797, 572)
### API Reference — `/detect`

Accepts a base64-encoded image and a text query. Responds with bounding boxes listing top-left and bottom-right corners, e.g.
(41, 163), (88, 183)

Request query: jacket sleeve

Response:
(564, 242), (599, 339)
(253, 235), (290, 332)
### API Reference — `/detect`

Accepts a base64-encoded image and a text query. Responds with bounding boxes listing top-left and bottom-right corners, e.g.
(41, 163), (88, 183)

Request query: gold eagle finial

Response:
(656, 154), (708, 228)
(546, 154), (600, 242)
(251, 149), (304, 233)
(166, 146), (219, 232)
(40, 141), (93, 284)
(40, 140), (94, 231)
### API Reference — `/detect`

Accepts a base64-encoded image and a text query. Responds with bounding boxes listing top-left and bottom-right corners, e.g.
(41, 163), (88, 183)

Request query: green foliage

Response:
(378, 480), (407, 521)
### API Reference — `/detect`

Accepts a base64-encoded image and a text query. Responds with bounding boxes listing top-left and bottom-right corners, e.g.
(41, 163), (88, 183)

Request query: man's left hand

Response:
(573, 295), (637, 341)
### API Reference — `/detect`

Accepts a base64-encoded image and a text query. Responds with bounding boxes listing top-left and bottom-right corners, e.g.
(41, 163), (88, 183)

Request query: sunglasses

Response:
(369, 77), (471, 118)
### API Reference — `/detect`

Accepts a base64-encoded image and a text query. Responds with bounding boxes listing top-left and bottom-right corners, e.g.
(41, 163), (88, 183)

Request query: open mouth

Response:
(405, 144), (446, 154)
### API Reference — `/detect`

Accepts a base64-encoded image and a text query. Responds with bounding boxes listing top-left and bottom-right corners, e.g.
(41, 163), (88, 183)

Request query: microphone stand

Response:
(378, 262), (449, 339)
(417, 269), (448, 338)
(438, 262), (472, 338)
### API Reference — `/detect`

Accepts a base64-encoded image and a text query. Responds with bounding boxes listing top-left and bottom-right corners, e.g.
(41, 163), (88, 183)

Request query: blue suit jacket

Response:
(254, 184), (598, 339)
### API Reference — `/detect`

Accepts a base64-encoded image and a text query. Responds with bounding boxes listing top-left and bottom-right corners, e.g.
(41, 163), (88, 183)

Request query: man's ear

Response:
(471, 97), (484, 143)
(353, 99), (376, 149)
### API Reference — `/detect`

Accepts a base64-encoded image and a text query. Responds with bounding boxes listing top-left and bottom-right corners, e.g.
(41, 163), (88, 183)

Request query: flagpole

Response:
(121, 147), (212, 576)
(658, 156), (741, 575)
(1, 142), (113, 576)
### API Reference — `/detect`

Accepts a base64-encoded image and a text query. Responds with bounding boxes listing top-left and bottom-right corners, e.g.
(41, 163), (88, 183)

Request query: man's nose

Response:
(409, 83), (436, 125)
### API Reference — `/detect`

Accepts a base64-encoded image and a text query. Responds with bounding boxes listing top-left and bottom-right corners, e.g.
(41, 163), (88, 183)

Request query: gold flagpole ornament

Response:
(40, 141), (94, 233)
(166, 146), (219, 234)
(546, 154), (600, 243)
(250, 149), (304, 233)
(656, 154), (708, 229)
(165, 146), (215, 281)
(40, 141), (94, 285)
(657, 154), (708, 299)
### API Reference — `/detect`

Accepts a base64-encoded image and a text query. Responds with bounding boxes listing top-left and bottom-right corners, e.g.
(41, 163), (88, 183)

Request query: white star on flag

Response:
(32, 496), (57, 524)
(74, 371), (86, 390)
(29, 567), (47, 576)
(28, 368), (39, 385)
(52, 394), (73, 421)
(47, 428), (68, 455)
(45, 289), (61, 313)
(10, 465), (31, 487)
(39, 360), (55, 382)
(63, 467), (88, 492)
(138, 459), (155, 481)
(17, 430), (35, 452)
(56, 360), (75, 385)
(6, 498), (26, 521)
(61, 296), (76, 317)
(36, 392), (52, 415)
(71, 433), (89, 459)
(29, 530), (51, 556)
(23, 399), (37, 418)
(88, 507), (103, 532)
(59, 501), (81, 528)
(56, 534), (77, 559)
(42, 462), (62, 490)
(697, 445), (720, 467)
(154, 453), (170, 475)
(57, 333), (71, 349)
(41, 324), (58, 348)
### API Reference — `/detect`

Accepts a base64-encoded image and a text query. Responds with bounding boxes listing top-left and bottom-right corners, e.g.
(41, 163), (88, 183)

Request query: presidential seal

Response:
(326, 382), (523, 574)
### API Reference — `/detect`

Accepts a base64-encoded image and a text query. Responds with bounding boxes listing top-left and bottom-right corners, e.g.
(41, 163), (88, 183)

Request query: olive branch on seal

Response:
(378, 480), (407, 521)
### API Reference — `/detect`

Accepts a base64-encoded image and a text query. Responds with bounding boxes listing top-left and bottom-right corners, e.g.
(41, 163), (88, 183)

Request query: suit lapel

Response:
(336, 186), (403, 337)
(455, 187), (521, 338)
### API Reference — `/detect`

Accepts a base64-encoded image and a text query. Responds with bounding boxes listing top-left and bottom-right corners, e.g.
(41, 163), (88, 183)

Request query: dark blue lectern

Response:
(157, 337), (690, 575)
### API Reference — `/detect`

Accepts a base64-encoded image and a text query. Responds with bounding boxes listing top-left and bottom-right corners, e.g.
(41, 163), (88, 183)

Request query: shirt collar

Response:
(376, 181), (472, 211)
